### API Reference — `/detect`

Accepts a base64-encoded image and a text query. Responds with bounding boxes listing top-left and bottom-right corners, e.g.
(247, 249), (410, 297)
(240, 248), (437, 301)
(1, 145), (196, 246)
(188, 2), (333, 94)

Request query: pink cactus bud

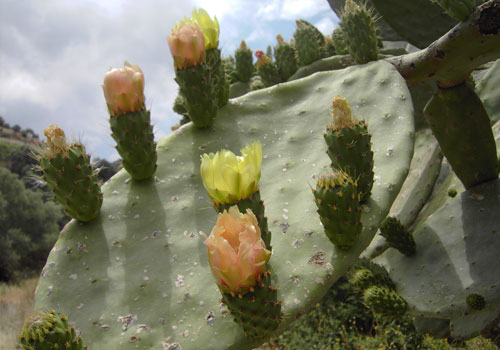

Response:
(167, 20), (206, 71)
(102, 62), (145, 118)
(254, 49), (265, 59)
(204, 206), (271, 295)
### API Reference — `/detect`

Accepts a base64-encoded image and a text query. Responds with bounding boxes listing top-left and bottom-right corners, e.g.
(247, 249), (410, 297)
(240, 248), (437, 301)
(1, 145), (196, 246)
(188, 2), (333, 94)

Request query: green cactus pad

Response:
(363, 285), (408, 317)
(175, 64), (218, 128)
(379, 217), (416, 256)
(450, 309), (500, 339)
(293, 24), (323, 66)
(332, 28), (349, 55)
(110, 110), (157, 180)
(424, 82), (499, 189)
(340, 2), (379, 64)
(476, 58), (500, 124)
(235, 42), (254, 82)
(313, 171), (362, 249)
(257, 62), (282, 88)
(287, 55), (355, 82)
(325, 121), (374, 202)
(274, 41), (298, 81)
(19, 310), (86, 350)
(431, 0), (484, 21)
(34, 61), (414, 350)
(371, 0), (458, 48)
(220, 271), (281, 343)
(206, 48), (229, 108)
(363, 130), (442, 259)
(39, 144), (103, 222)
(375, 178), (500, 319)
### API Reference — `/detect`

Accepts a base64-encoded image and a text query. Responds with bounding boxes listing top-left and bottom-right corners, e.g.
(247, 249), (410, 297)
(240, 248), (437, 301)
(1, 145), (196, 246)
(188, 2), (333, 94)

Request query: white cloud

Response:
(314, 16), (338, 35)
(257, 0), (331, 21)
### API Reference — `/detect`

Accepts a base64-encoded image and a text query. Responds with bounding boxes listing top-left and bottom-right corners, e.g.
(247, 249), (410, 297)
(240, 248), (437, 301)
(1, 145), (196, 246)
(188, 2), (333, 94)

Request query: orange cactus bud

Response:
(167, 20), (206, 70)
(102, 61), (145, 118)
(204, 206), (271, 295)
(43, 125), (70, 155)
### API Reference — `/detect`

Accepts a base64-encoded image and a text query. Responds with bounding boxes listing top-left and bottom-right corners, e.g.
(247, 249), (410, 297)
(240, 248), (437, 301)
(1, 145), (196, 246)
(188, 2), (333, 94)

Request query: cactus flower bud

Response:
(192, 8), (219, 50)
(328, 95), (358, 131)
(255, 50), (271, 68)
(167, 20), (206, 70)
(102, 61), (145, 118)
(200, 141), (262, 206)
(44, 125), (70, 155)
(204, 206), (271, 295)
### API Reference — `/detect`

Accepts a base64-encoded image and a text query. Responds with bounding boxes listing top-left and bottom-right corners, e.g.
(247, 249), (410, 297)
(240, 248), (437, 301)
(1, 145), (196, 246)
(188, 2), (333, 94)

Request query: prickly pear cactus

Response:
(34, 61), (414, 350)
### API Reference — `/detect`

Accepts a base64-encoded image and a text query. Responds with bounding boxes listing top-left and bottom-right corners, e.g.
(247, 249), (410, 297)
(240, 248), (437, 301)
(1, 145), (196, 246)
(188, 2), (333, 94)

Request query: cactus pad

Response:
(34, 61), (414, 350)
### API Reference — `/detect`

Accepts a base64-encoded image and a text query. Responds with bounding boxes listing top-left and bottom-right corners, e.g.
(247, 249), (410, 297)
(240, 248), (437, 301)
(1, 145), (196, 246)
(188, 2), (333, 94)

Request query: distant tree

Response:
(12, 124), (21, 132)
(0, 116), (4, 127)
(21, 130), (28, 137)
(9, 144), (38, 182)
(0, 167), (63, 282)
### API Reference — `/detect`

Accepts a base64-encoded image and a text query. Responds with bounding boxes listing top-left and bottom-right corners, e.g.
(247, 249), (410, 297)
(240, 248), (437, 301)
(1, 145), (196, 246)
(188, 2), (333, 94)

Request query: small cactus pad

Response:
(379, 217), (416, 256)
(363, 285), (408, 317)
(431, 0), (483, 21)
(109, 110), (157, 180)
(38, 140), (102, 222)
(206, 48), (230, 108)
(274, 37), (298, 81)
(220, 271), (281, 343)
(18, 310), (85, 350)
(313, 171), (362, 249)
(467, 293), (486, 311)
(293, 21), (323, 66)
(235, 41), (254, 82)
(34, 61), (414, 350)
(324, 96), (374, 202)
(175, 64), (218, 128)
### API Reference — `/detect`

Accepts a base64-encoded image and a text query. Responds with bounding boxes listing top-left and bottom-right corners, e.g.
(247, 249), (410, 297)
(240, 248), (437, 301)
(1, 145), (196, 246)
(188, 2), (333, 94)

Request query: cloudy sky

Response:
(0, 0), (339, 160)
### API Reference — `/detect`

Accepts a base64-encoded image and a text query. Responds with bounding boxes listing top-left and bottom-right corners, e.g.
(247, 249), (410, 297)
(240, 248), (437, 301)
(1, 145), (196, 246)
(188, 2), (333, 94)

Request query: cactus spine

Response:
(235, 40), (254, 82)
(313, 171), (362, 250)
(324, 95), (374, 202)
(340, 0), (379, 64)
(37, 126), (102, 222)
(18, 310), (86, 350)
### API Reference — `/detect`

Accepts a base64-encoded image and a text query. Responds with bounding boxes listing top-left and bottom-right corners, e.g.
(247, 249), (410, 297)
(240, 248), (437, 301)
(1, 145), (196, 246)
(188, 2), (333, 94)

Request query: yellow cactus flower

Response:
(102, 61), (145, 118)
(167, 19), (206, 70)
(204, 206), (271, 295)
(200, 141), (262, 206)
(43, 125), (70, 155)
(192, 8), (219, 50)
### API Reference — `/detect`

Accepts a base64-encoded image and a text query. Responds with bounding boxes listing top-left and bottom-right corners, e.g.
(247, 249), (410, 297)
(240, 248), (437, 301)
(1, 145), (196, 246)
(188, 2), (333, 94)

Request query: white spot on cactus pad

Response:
(175, 275), (185, 288)
(117, 314), (137, 331)
(308, 252), (326, 267)
(292, 239), (304, 248)
(294, 298), (301, 305)
(111, 190), (120, 195)
(386, 147), (393, 156)
(162, 342), (182, 350)
(315, 277), (325, 285)
(69, 274), (77, 280)
(205, 311), (215, 325)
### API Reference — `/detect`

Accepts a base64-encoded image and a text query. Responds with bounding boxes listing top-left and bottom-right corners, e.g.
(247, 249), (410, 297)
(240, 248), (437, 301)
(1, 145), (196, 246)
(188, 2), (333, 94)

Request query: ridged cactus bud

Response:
(350, 268), (378, 289)
(313, 170), (362, 250)
(324, 95), (374, 202)
(379, 217), (416, 256)
(332, 27), (349, 55)
(192, 8), (219, 50)
(274, 34), (298, 81)
(201, 141), (271, 250)
(255, 50), (282, 87)
(350, 261), (396, 290)
(466, 293), (486, 310)
(18, 310), (86, 350)
(204, 206), (271, 296)
(37, 125), (102, 222)
(363, 285), (408, 317)
(340, 0), (379, 64)
(235, 40), (254, 82)
(431, 0), (485, 21)
(102, 61), (145, 118)
(103, 62), (157, 180)
(167, 19), (206, 70)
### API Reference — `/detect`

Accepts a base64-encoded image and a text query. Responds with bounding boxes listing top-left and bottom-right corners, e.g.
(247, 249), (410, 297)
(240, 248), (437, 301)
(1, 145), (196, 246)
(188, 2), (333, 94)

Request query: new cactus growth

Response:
(235, 40), (254, 82)
(204, 206), (280, 340)
(466, 293), (486, 311)
(379, 217), (416, 256)
(340, 0), (379, 64)
(37, 125), (102, 222)
(168, 19), (219, 128)
(103, 62), (157, 180)
(293, 20), (324, 66)
(332, 27), (349, 55)
(313, 171), (362, 250)
(363, 285), (408, 317)
(18, 310), (86, 350)
(324, 95), (374, 202)
(255, 50), (282, 87)
(274, 34), (298, 81)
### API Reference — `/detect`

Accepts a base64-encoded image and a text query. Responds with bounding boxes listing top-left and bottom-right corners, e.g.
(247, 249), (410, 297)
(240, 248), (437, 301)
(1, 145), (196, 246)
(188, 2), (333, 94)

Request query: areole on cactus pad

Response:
(34, 61), (414, 350)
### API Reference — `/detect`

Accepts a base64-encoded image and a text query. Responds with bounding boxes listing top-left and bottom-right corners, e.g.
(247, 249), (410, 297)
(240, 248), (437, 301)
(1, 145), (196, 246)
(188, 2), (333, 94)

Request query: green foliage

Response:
(0, 167), (63, 282)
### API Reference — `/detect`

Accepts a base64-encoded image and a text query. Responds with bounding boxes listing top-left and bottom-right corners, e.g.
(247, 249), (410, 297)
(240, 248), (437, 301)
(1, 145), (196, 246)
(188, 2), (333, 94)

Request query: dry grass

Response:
(0, 278), (38, 350)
